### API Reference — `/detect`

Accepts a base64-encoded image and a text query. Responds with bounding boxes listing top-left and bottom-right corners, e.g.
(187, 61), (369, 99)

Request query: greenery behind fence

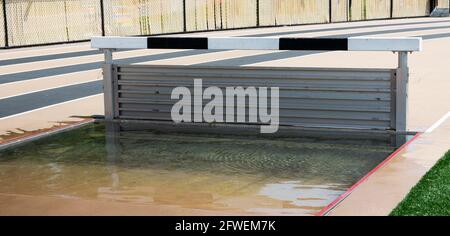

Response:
(0, 0), (449, 48)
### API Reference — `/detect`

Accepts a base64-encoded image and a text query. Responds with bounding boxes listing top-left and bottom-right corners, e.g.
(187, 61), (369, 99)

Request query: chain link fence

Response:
(0, 0), (448, 48)
(0, 0), (5, 47)
(4, 0), (102, 47)
(259, 0), (329, 26)
(185, 0), (257, 31)
(103, 0), (184, 36)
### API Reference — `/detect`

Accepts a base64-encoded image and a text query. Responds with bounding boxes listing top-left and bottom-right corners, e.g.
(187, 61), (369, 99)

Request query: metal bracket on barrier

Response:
(101, 48), (115, 64)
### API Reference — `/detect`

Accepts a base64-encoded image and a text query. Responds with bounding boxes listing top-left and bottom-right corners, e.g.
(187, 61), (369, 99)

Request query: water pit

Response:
(0, 122), (412, 215)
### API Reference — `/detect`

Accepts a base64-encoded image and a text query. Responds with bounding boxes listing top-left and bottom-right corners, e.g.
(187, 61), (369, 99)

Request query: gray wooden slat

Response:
(113, 65), (396, 131)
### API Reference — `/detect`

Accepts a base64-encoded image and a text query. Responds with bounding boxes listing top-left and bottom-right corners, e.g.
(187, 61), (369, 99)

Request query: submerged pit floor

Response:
(0, 123), (404, 215)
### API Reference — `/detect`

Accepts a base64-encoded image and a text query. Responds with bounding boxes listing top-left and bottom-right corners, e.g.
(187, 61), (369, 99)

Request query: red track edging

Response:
(316, 132), (422, 216)
(0, 119), (94, 148)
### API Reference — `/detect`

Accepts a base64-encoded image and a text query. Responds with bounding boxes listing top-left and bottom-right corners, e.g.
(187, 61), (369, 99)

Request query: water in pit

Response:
(0, 123), (402, 215)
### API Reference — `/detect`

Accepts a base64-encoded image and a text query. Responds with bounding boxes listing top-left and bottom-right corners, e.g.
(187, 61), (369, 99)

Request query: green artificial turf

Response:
(391, 150), (450, 216)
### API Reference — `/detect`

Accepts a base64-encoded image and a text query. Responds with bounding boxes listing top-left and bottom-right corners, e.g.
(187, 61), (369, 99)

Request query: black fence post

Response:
(2, 0), (8, 47)
(430, 0), (437, 13)
(100, 0), (105, 36)
(329, 0), (332, 22)
(390, 0), (394, 18)
(256, 0), (260, 27)
(183, 0), (187, 32)
(348, 0), (352, 21)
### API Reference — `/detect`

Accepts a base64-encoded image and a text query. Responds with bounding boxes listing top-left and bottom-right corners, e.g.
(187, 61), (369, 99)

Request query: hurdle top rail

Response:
(92, 36), (422, 62)
(91, 36), (422, 133)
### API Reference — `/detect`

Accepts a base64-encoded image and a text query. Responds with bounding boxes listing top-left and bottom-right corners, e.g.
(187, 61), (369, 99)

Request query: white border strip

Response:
(426, 111), (450, 133)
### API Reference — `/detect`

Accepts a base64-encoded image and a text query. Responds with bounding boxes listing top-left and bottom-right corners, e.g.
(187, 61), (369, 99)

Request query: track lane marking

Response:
(0, 94), (102, 121)
(0, 78), (102, 100)
(426, 111), (450, 133)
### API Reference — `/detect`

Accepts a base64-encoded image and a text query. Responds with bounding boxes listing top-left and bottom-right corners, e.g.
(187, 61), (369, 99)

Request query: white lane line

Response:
(426, 111), (450, 133)
(0, 69), (101, 87)
(0, 44), (92, 57)
(0, 94), (102, 121)
(0, 78), (102, 100)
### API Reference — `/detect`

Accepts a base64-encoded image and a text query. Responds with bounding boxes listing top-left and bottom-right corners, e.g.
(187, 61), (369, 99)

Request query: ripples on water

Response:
(0, 123), (396, 215)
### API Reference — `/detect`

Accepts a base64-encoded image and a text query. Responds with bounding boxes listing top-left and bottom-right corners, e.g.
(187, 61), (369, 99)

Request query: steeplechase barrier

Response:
(92, 36), (421, 134)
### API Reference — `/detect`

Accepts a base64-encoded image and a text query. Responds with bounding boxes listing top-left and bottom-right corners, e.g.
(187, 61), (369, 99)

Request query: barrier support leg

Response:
(396, 51), (409, 133)
(105, 122), (121, 189)
(104, 49), (113, 64)
(102, 49), (115, 121)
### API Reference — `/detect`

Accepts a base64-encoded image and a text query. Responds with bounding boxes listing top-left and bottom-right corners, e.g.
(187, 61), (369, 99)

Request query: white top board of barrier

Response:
(347, 37), (422, 52)
(91, 36), (422, 52)
(91, 36), (148, 49)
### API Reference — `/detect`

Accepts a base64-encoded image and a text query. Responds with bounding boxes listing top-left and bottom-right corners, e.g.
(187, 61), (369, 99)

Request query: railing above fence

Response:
(91, 36), (422, 52)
